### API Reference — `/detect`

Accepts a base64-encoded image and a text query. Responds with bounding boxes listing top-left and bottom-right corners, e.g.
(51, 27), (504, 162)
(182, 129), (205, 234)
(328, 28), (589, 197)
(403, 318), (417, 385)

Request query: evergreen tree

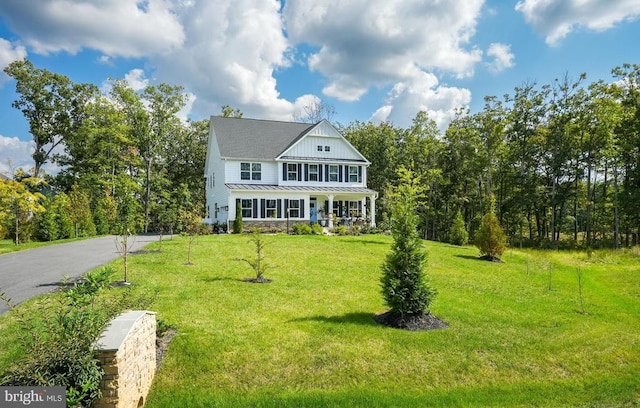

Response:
(233, 202), (243, 234)
(380, 168), (436, 317)
(475, 197), (507, 261)
(448, 211), (469, 246)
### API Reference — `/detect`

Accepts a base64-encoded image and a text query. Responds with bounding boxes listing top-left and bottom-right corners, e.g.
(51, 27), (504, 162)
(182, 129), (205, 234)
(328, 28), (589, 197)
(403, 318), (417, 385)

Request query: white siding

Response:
(285, 136), (363, 161)
(224, 160), (278, 184)
(205, 127), (229, 224)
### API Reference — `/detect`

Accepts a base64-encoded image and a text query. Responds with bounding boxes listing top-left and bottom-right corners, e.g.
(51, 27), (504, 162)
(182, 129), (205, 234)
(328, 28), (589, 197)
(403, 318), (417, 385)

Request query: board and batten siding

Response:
(285, 135), (363, 162)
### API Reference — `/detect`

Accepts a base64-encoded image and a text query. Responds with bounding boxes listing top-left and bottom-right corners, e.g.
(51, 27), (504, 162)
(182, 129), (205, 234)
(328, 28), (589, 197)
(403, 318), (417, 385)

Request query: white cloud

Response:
(0, 38), (27, 84)
(0, 135), (34, 176)
(516, 0), (640, 45)
(151, 0), (304, 121)
(0, 0), (185, 57)
(370, 71), (471, 131)
(124, 69), (149, 91)
(486, 43), (515, 74)
(283, 0), (484, 102)
(0, 135), (64, 176)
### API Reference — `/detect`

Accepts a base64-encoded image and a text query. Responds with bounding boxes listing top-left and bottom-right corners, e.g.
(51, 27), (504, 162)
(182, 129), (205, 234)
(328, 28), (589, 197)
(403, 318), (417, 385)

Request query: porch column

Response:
(370, 194), (376, 227)
(328, 194), (334, 228)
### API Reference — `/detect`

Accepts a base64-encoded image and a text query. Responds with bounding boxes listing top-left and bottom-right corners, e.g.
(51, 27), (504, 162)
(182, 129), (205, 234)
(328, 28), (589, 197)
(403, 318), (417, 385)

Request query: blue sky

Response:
(1, 0), (639, 175)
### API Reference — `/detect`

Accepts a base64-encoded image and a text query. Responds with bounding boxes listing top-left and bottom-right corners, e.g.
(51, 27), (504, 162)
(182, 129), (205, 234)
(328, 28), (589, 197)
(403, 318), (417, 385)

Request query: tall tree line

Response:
(2, 59), (639, 248)
(344, 64), (640, 248)
(2, 59), (208, 239)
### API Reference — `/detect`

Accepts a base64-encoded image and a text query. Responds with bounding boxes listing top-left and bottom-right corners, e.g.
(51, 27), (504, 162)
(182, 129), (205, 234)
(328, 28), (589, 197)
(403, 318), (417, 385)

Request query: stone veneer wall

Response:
(242, 220), (309, 232)
(95, 311), (156, 408)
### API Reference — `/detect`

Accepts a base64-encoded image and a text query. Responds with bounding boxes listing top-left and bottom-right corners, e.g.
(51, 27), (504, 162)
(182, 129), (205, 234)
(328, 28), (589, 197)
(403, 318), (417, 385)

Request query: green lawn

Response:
(2, 234), (639, 407)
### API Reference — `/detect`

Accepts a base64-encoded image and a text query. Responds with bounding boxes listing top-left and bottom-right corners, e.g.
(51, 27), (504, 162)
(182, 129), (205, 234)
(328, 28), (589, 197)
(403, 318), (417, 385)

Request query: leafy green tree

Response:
(380, 167), (436, 318)
(68, 185), (96, 238)
(51, 192), (74, 239)
(220, 105), (243, 118)
(0, 176), (46, 243)
(4, 59), (97, 176)
(35, 196), (59, 241)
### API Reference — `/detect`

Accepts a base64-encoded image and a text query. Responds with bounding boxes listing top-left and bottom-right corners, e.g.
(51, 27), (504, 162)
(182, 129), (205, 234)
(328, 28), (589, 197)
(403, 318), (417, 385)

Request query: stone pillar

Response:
(95, 311), (157, 408)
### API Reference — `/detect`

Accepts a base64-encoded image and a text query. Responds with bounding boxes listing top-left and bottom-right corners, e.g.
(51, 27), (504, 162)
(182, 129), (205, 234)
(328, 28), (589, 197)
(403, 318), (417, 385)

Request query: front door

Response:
(309, 198), (318, 223)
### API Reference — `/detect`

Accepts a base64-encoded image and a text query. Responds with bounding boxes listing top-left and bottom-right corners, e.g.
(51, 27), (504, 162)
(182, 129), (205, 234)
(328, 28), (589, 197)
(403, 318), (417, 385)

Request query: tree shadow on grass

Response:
(200, 276), (245, 283)
(290, 312), (379, 327)
(454, 254), (484, 261)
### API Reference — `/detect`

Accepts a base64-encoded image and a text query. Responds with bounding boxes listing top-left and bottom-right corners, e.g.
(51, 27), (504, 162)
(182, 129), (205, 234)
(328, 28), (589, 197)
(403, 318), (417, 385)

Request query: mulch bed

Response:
(242, 277), (273, 283)
(374, 311), (448, 331)
(156, 329), (177, 369)
(479, 255), (504, 263)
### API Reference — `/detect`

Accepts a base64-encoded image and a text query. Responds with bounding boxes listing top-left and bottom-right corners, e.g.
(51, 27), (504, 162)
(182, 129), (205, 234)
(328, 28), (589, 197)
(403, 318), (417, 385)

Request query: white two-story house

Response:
(204, 116), (378, 230)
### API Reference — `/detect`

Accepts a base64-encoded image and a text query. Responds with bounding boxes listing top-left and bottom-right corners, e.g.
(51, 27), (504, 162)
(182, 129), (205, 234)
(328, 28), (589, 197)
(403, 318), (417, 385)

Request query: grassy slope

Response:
(141, 235), (639, 407)
(1, 234), (638, 407)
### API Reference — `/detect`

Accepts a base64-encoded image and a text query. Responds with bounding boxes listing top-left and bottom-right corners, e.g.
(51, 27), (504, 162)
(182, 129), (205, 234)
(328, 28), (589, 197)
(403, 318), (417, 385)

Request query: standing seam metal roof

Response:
(212, 116), (316, 160)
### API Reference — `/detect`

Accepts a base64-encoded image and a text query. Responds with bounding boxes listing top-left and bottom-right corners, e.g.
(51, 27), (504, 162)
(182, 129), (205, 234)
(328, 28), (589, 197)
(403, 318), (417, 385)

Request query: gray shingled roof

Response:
(212, 116), (315, 160)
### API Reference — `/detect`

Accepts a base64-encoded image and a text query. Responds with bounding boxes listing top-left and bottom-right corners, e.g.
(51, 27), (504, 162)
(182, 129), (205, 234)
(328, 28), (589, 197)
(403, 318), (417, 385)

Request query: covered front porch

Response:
(309, 192), (377, 228)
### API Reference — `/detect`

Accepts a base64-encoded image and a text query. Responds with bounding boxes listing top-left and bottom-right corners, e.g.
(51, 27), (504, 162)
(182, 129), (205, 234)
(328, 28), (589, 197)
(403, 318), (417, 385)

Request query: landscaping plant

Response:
(236, 229), (273, 283)
(474, 196), (507, 262)
(378, 167), (438, 328)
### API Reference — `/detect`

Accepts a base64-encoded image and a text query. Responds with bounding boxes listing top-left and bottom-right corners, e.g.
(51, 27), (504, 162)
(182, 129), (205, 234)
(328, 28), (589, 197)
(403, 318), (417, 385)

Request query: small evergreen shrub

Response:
(333, 225), (349, 236)
(233, 202), (243, 234)
(311, 223), (324, 235)
(475, 211), (507, 261)
(292, 223), (312, 235)
(448, 211), (469, 246)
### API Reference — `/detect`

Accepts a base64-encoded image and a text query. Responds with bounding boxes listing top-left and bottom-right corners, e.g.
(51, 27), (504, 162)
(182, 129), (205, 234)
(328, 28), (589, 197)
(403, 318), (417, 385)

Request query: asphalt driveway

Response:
(0, 235), (160, 315)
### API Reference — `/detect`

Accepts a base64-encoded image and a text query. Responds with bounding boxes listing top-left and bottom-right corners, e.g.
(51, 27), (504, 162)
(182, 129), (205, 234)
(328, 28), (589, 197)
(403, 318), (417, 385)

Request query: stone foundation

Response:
(95, 311), (156, 408)
(242, 220), (309, 233)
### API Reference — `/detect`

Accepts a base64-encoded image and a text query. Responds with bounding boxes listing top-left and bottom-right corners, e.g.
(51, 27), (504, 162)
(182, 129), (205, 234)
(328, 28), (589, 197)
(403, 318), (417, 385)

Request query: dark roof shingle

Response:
(212, 116), (315, 160)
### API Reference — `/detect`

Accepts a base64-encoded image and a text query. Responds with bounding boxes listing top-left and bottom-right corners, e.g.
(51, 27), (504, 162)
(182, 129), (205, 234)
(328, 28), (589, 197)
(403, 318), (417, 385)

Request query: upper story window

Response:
(324, 146), (331, 152)
(241, 162), (261, 181)
(309, 164), (319, 181)
(329, 165), (339, 182)
(349, 166), (359, 182)
(317, 145), (323, 151)
(287, 163), (298, 181)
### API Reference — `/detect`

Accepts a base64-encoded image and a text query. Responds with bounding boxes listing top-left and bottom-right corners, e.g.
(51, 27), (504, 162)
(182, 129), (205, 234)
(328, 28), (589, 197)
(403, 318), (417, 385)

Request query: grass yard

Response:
(2, 234), (639, 406)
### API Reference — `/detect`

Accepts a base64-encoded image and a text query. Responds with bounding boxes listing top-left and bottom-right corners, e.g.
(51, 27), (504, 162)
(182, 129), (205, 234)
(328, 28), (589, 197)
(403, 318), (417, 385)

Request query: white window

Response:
(251, 163), (261, 180)
(241, 199), (253, 218)
(317, 145), (323, 151)
(324, 145), (331, 152)
(241, 163), (250, 180)
(349, 201), (360, 217)
(309, 164), (319, 181)
(329, 165), (339, 182)
(287, 163), (298, 181)
(349, 166), (359, 182)
(241, 162), (261, 181)
(266, 199), (277, 218)
(288, 200), (300, 218)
